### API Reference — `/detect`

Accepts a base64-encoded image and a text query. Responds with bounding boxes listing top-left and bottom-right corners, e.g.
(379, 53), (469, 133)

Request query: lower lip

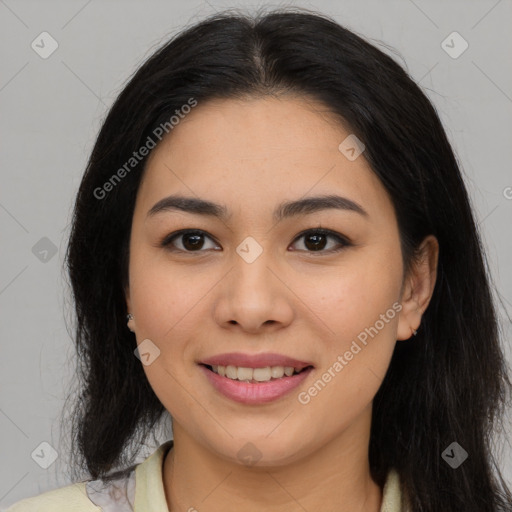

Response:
(199, 365), (314, 405)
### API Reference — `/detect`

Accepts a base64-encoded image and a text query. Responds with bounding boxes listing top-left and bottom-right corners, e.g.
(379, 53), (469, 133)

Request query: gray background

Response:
(1, 0), (511, 507)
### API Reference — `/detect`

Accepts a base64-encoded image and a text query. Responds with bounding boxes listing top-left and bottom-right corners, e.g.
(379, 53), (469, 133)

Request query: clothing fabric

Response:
(5, 440), (406, 511)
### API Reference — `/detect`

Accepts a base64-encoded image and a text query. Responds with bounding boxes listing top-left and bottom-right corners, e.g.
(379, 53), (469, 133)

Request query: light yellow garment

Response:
(6, 441), (406, 511)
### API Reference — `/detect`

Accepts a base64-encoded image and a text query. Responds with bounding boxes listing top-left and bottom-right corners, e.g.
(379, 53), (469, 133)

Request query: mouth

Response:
(199, 363), (314, 404)
(200, 363), (314, 384)
(198, 352), (315, 404)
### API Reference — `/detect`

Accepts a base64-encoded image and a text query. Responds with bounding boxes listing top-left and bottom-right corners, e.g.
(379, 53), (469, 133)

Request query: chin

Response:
(209, 433), (309, 468)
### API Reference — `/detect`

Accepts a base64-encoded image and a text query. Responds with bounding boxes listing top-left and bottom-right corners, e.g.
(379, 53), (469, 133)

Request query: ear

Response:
(396, 235), (439, 340)
(124, 285), (136, 332)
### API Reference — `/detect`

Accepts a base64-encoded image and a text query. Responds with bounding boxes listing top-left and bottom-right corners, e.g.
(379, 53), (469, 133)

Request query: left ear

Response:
(396, 234), (439, 340)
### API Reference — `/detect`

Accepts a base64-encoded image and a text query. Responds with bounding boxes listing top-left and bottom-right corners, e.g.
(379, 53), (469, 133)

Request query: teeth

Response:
(226, 365), (238, 379)
(237, 366), (253, 381)
(270, 366), (284, 378)
(209, 364), (305, 382)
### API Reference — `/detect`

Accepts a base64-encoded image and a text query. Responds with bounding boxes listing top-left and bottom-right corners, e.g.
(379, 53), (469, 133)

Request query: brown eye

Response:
(160, 228), (351, 255)
(290, 229), (351, 254)
(161, 230), (220, 253)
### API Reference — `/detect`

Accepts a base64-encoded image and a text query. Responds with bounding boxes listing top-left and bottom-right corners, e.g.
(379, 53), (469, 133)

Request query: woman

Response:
(7, 7), (511, 512)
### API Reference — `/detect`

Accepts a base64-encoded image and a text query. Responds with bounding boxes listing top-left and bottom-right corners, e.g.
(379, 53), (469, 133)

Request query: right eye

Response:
(160, 229), (221, 253)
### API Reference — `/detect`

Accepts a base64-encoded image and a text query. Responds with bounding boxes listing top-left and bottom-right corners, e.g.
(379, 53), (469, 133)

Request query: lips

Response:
(200, 352), (313, 370)
(199, 363), (314, 404)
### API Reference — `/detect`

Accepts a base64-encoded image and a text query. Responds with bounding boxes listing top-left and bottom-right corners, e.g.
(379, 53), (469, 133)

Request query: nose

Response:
(213, 249), (294, 335)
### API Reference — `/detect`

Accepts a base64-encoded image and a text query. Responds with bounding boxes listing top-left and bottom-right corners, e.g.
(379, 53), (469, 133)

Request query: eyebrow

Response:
(147, 194), (369, 222)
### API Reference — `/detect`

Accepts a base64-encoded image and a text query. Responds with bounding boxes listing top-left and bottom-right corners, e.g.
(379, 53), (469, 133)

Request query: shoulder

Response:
(4, 482), (100, 512)
(4, 441), (173, 512)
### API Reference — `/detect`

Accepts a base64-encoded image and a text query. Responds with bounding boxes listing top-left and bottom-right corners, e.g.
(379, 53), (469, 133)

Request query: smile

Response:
(199, 362), (314, 404)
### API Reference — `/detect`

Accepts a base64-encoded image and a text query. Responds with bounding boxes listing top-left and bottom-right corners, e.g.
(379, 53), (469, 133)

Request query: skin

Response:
(125, 95), (439, 512)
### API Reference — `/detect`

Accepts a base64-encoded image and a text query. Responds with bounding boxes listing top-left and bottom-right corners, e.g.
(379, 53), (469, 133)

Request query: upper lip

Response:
(200, 352), (313, 370)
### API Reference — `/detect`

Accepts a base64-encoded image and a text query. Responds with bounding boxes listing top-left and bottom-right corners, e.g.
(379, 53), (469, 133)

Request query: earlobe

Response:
(126, 313), (135, 332)
(396, 302), (422, 340)
(396, 235), (439, 340)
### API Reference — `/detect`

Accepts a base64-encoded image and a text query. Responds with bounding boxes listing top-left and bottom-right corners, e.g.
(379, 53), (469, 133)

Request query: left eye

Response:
(291, 228), (350, 253)
(160, 228), (350, 254)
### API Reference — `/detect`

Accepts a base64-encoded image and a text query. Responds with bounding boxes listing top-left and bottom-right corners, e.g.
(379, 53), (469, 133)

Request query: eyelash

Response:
(159, 227), (352, 256)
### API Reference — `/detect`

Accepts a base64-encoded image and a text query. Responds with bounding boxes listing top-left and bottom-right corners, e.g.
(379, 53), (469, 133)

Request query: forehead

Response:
(148, 95), (354, 167)
(137, 96), (394, 222)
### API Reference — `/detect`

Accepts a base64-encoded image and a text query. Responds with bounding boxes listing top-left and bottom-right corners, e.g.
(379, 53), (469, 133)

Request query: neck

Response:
(162, 408), (382, 512)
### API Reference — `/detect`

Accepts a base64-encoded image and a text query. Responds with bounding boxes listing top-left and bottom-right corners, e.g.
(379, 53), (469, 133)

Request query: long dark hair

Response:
(63, 7), (512, 510)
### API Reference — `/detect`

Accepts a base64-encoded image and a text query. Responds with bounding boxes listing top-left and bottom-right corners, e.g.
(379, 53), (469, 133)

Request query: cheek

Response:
(128, 248), (211, 340)
(128, 253), (209, 411)
(309, 251), (402, 344)
(300, 245), (402, 416)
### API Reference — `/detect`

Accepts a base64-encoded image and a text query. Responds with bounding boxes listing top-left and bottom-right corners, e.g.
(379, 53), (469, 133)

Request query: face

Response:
(125, 95), (435, 466)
